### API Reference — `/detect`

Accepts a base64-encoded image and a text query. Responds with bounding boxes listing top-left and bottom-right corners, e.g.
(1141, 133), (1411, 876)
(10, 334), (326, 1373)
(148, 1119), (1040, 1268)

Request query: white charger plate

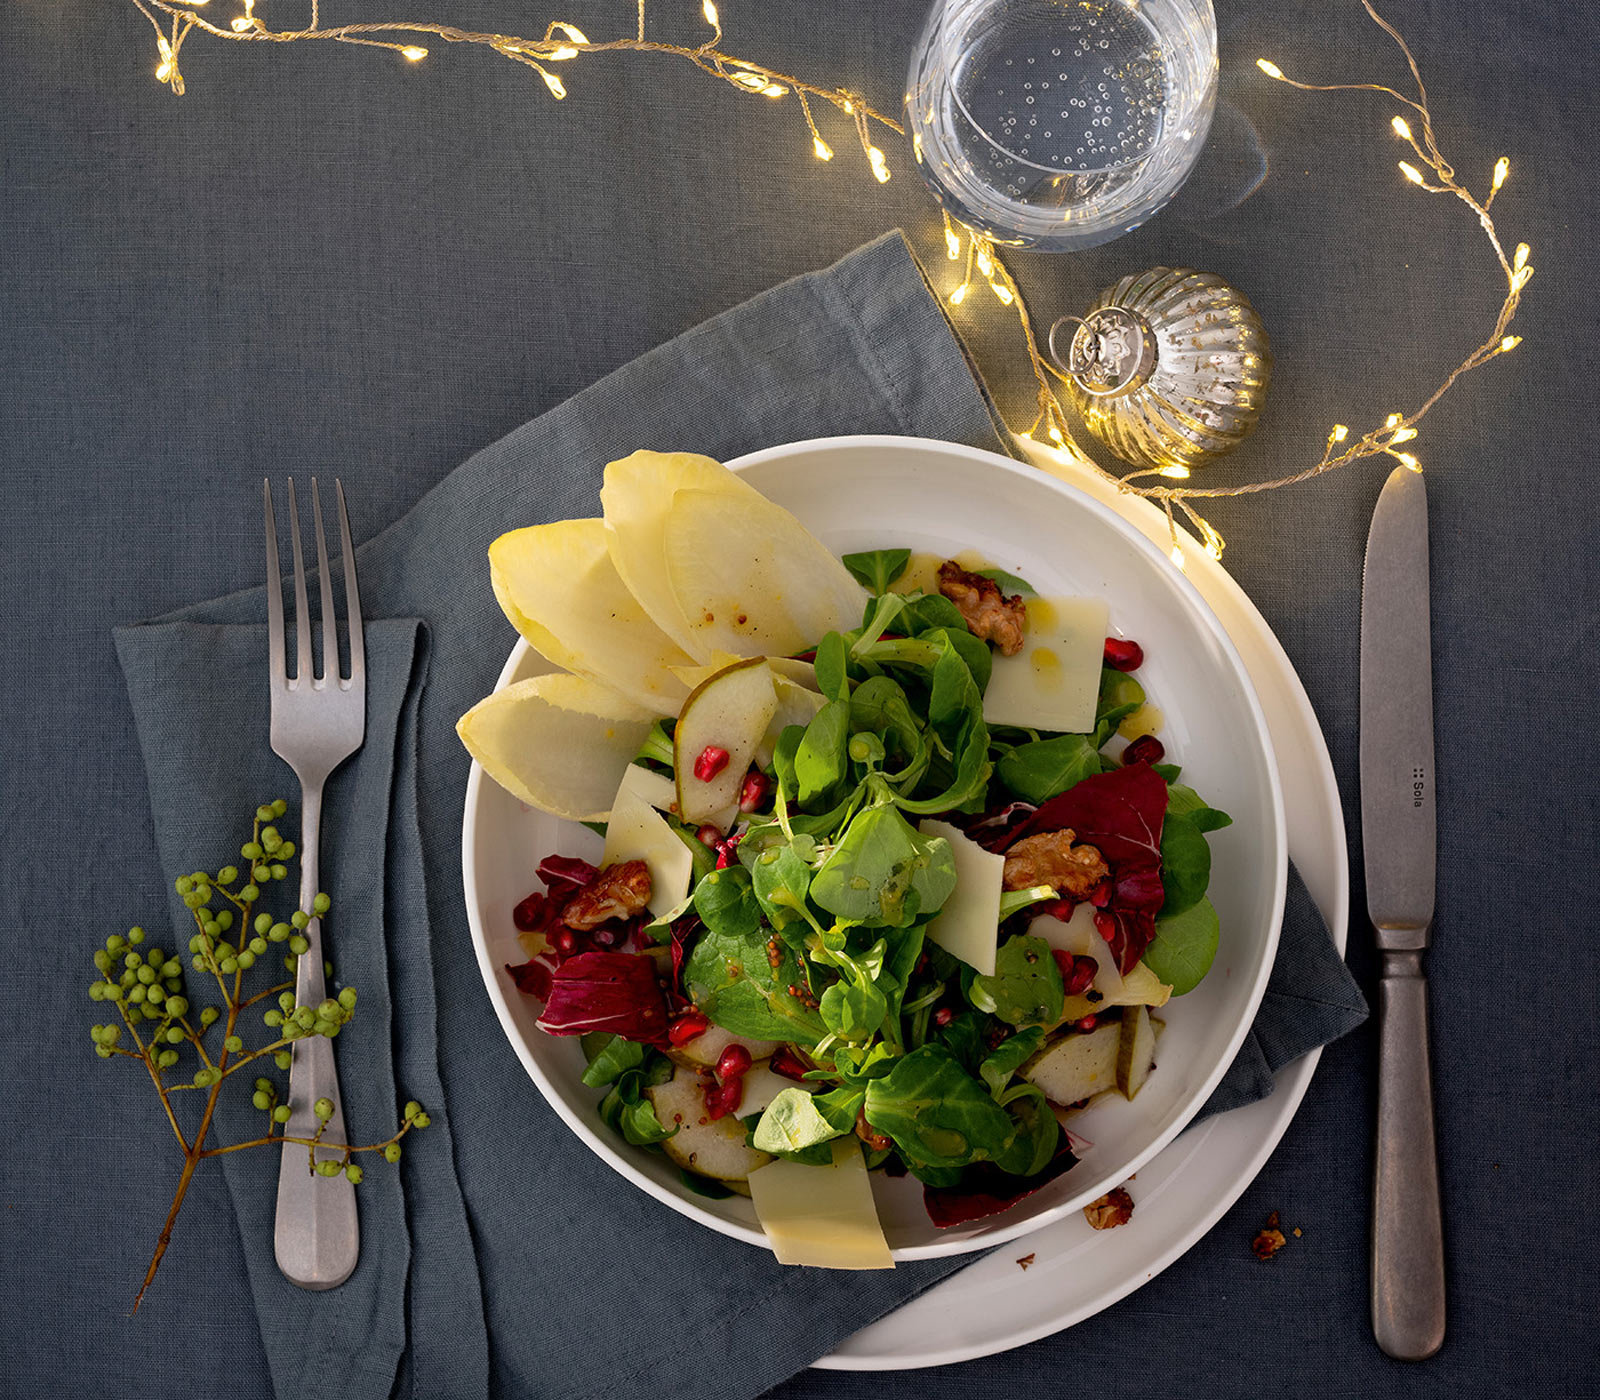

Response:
(462, 436), (1289, 1264)
(801, 436), (1350, 1367)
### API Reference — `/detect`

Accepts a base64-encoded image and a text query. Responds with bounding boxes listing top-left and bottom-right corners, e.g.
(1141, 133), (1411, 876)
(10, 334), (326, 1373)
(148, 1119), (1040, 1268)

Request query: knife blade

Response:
(1360, 463), (1445, 1361)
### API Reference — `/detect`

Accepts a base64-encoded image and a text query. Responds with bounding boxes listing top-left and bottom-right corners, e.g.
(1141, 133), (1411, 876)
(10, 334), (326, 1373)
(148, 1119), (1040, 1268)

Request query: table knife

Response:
(1361, 463), (1446, 1360)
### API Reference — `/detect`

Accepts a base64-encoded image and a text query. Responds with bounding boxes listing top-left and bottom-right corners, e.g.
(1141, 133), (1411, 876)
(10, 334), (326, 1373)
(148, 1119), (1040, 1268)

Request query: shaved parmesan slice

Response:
(456, 674), (654, 822)
(489, 518), (694, 713)
(615, 762), (678, 814)
(601, 451), (765, 659)
(756, 676), (829, 768)
(983, 596), (1110, 734)
(601, 771), (694, 919)
(662, 488), (867, 662)
(767, 657), (822, 691)
(748, 1138), (894, 1270)
(920, 820), (1004, 976)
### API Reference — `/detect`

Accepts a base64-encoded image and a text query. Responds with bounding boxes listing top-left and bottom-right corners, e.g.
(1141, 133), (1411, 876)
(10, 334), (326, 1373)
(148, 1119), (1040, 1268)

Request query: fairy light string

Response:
(124, 0), (1528, 566)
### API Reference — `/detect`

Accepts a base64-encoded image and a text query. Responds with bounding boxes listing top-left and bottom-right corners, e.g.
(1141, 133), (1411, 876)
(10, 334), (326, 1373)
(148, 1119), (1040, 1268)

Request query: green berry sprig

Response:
(93, 800), (430, 1312)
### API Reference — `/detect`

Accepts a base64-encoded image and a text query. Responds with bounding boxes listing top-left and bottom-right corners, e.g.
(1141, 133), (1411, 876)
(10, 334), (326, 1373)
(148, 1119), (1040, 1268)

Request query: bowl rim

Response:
(460, 433), (1288, 1260)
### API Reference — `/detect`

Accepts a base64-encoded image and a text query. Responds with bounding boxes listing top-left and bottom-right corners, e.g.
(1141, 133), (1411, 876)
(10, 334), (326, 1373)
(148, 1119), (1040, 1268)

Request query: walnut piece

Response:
(937, 561), (1027, 657)
(854, 1108), (891, 1153)
(1003, 830), (1111, 897)
(1252, 1209), (1289, 1260)
(562, 860), (652, 931)
(1083, 1186), (1134, 1231)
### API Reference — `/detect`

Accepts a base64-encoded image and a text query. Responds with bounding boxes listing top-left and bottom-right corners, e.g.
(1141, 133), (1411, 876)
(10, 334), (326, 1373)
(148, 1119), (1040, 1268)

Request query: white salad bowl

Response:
(461, 435), (1287, 1261)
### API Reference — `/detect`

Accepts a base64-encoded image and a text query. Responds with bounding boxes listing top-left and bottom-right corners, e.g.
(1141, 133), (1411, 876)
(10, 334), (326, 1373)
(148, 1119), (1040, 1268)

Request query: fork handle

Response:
(274, 783), (359, 1289)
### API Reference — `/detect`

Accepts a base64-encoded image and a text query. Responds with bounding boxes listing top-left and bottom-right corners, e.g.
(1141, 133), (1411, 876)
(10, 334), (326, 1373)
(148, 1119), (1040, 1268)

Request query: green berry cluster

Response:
(94, 798), (433, 1310)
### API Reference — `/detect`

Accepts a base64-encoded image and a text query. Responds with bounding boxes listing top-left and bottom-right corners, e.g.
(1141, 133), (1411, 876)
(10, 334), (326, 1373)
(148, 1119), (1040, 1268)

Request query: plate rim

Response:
(460, 434), (1291, 1263)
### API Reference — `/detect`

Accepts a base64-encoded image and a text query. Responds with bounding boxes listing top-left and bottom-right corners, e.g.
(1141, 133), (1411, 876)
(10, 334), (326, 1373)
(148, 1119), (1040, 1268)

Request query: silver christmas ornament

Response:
(1048, 267), (1272, 474)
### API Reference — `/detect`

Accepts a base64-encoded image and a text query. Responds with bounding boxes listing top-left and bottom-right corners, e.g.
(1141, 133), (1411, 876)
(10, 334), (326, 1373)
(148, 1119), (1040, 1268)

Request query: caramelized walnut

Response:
(562, 860), (652, 931)
(1083, 1186), (1135, 1231)
(1002, 830), (1110, 898)
(854, 1109), (891, 1153)
(937, 561), (1027, 657)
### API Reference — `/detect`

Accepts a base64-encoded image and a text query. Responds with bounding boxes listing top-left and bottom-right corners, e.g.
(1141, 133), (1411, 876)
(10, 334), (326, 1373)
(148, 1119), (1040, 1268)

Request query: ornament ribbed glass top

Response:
(1048, 267), (1271, 474)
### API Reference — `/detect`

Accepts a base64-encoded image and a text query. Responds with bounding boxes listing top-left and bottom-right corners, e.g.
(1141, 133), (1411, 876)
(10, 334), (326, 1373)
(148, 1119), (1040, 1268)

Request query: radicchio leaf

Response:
(922, 1136), (1080, 1228)
(1007, 764), (1168, 973)
(536, 951), (670, 1044)
(537, 854), (599, 897)
(948, 798), (1038, 853)
(505, 957), (553, 1001)
(1010, 762), (1166, 865)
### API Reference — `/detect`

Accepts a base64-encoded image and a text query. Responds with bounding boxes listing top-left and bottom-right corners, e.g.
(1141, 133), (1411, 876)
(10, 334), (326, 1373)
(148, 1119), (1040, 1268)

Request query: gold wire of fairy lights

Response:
(127, 0), (902, 172)
(125, 0), (1528, 568)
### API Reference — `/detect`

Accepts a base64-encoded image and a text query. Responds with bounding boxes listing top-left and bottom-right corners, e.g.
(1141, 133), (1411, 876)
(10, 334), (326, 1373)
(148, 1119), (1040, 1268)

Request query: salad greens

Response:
(509, 548), (1236, 1226)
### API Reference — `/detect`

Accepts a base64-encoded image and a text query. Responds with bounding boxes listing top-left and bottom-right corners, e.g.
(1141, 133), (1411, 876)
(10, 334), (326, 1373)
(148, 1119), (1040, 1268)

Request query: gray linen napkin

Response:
(113, 231), (1365, 1400)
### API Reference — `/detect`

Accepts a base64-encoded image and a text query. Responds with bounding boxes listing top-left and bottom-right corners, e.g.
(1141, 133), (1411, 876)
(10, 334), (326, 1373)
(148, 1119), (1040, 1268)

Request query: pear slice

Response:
(488, 518), (695, 713)
(1021, 1021), (1123, 1107)
(601, 451), (766, 660)
(1116, 1004), (1158, 1099)
(673, 657), (778, 826)
(663, 1023), (780, 1071)
(456, 674), (655, 822)
(645, 1065), (773, 1183)
(661, 488), (867, 662)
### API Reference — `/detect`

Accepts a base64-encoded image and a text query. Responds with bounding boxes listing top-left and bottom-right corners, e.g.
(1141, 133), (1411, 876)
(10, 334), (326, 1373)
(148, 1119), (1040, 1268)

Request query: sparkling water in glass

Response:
(905, 0), (1217, 250)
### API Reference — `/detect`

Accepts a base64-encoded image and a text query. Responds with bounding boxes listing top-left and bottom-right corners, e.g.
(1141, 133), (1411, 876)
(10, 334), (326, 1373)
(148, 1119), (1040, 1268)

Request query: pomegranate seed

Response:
(933, 1006), (955, 1028)
(1089, 882), (1112, 909)
(589, 925), (618, 950)
(696, 823), (722, 847)
(1050, 948), (1077, 982)
(714, 833), (743, 870)
(1103, 637), (1144, 672)
(770, 1046), (811, 1081)
(705, 1078), (743, 1120)
(1094, 910), (1117, 944)
(738, 771), (771, 813)
(551, 928), (577, 956)
(512, 892), (545, 931)
(667, 1011), (709, 1046)
(1123, 734), (1165, 766)
(1066, 955), (1097, 996)
(693, 745), (730, 782)
(715, 1044), (753, 1081)
(1075, 1015), (1098, 1032)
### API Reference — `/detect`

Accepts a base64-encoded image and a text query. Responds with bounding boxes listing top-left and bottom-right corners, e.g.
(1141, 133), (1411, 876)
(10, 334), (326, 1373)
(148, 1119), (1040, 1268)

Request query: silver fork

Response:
(263, 477), (365, 1290)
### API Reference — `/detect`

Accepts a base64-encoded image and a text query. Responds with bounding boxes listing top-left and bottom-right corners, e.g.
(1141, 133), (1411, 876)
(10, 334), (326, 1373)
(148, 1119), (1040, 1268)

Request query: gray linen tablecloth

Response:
(2, 1), (1592, 1397)
(105, 231), (1365, 1399)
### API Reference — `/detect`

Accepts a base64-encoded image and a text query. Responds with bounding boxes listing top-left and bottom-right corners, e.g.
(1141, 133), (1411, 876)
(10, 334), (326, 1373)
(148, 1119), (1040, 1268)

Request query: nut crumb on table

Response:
(1083, 1186), (1135, 1230)
(1016, 1252), (1036, 1270)
(1252, 1209), (1289, 1260)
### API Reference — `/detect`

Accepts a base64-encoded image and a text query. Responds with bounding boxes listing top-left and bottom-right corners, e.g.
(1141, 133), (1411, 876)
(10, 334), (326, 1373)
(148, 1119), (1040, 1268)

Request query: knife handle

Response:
(1372, 948), (1446, 1360)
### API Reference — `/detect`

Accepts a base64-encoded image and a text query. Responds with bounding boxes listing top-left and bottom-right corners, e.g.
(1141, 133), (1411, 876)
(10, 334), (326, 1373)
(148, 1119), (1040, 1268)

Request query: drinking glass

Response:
(905, 0), (1218, 251)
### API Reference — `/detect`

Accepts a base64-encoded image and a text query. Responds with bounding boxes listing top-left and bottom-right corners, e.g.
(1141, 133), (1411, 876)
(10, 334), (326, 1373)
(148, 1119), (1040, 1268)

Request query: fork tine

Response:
(335, 480), (364, 687)
(286, 479), (313, 686)
(263, 480), (287, 683)
(310, 480), (339, 683)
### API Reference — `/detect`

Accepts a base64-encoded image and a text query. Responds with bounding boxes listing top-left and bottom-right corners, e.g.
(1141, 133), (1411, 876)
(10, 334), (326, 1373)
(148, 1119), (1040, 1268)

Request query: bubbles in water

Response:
(915, 0), (1210, 247)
